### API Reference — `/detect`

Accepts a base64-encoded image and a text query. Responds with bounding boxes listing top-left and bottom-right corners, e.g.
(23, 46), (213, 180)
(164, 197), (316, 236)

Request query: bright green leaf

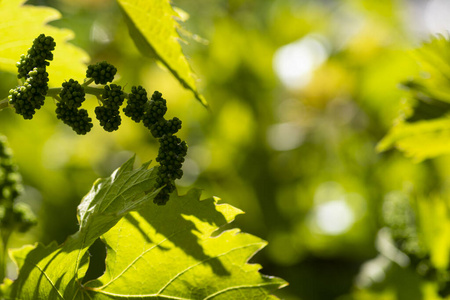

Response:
(0, 0), (89, 87)
(377, 118), (450, 162)
(84, 189), (287, 299)
(7, 157), (287, 299)
(117, 0), (208, 107)
(411, 35), (450, 102)
(8, 156), (160, 299)
(379, 36), (450, 161)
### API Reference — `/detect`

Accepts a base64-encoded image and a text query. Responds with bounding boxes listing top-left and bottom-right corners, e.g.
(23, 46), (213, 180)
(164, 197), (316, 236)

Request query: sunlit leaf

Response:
(8, 156), (160, 299)
(379, 36), (450, 160)
(0, 0), (89, 87)
(377, 119), (450, 162)
(7, 157), (287, 299)
(117, 0), (207, 107)
(84, 189), (287, 298)
(411, 35), (450, 102)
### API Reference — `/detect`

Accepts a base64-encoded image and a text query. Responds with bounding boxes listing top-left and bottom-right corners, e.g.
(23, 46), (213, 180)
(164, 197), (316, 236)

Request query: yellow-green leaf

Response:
(84, 189), (287, 299)
(377, 118), (450, 162)
(117, 0), (208, 107)
(8, 158), (287, 299)
(0, 0), (89, 86)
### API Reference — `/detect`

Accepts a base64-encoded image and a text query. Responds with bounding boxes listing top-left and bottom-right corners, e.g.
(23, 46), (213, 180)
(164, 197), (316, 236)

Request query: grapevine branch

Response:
(1, 33), (187, 206)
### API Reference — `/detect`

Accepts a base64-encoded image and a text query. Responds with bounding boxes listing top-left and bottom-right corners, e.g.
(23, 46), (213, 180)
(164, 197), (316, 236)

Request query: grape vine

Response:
(0, 34), (187, 206)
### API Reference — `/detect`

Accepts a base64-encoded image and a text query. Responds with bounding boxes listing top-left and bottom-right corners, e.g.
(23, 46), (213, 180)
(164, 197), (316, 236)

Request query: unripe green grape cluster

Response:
(123, 85), (147, 122)
(16, 34), (55, 79)
(155, 135), (187, 204)
(125, 90), (186, 205)
(6, 34), (189, 205)
(0, 136), (22, 203)
(60, 79), (86, 109)
(95, 83), (126, 132)
(56, 79), (93, 135)
(9, 34), (54, 120)
(0, 135), (36, 233)
(86, 61), (117, 85)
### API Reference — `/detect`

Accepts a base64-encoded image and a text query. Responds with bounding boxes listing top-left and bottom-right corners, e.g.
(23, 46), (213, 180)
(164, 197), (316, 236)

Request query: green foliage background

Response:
(1, 0), (449, 299)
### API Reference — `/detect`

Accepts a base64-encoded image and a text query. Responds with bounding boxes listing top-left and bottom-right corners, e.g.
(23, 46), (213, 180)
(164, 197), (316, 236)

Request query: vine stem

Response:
(0, 229), (11, 282)
(1, 82), (130, 111)
(46, 88), (62, 99)
(82, 78), (94, 87)
(47, 86), (111, 100)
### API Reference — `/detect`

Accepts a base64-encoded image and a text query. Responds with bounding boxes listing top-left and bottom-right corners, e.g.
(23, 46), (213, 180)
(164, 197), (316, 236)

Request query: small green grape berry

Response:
(151, 91), (163, 100)
(0, 136), (23, 204)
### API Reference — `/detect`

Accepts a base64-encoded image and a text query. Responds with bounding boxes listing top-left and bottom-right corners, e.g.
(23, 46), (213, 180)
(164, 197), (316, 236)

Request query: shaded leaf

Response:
(400, 86), (450, 123)
(117, 0), (207, 107)
(0, 0), (89, 86)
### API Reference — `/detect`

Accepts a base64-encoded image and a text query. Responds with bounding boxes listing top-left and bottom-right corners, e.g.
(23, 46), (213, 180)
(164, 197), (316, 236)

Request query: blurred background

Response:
(1, 0), (450, 299)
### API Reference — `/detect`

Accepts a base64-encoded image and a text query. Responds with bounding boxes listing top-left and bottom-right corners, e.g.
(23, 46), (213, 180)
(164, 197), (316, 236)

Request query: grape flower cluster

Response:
(9, 34), (55, 119)
(5, 34), (189, 205)
(86, 61), (117, 85)
(95, 84), (125, 132)
(127, 90), (186, 205)
(0, 135), (36, 233)
(56, 79), (93, 135)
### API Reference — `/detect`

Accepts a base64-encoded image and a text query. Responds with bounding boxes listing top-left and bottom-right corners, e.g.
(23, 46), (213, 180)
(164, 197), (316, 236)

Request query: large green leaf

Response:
(117, 0), (208, 107)
(5, 157), (287, 299)
(7, 156), (160, 299)
(84, 189), (286, 299)
(0, 0), (89, 87)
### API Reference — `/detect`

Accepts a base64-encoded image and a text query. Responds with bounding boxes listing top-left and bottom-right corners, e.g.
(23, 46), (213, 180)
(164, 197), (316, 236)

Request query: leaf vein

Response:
(31, 262), (66, 299)
(203, 282), (283, 300)
(156, 242), (265, 295)
(98, 232), (176, 289)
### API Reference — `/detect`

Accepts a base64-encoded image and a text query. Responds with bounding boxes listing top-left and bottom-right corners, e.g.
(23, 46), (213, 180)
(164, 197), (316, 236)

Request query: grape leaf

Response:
(0, 0), (89, 86)
(378, 36), (450, 161)
(6, 157), (287, 299)
(409, 35), (450, 103)
(83, 189), (287, 299)
(377, 119), (450, 162)
(7, 156), (160, 299)
(117, 0), (208, 107)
